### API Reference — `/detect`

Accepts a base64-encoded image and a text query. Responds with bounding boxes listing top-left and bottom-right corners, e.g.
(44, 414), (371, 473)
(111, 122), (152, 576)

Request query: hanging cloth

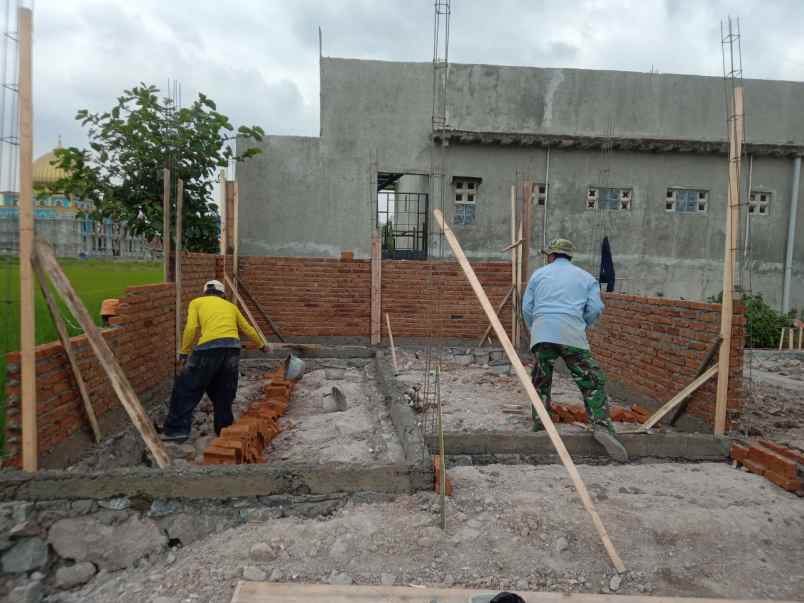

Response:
(599, 236), (616, 293)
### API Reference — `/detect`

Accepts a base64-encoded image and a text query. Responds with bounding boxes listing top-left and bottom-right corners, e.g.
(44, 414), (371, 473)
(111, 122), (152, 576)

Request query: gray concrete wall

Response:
(237, 57), (804, 309)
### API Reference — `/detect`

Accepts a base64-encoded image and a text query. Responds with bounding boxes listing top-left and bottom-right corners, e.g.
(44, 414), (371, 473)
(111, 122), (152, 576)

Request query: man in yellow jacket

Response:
(161, 279), (268, 442)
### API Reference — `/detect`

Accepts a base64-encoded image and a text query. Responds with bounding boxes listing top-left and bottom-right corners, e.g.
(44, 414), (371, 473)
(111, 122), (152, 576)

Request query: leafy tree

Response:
(47, 84), (264, 252)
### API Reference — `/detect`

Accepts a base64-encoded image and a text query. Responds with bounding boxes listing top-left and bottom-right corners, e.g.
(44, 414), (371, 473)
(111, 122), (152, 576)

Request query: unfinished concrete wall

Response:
(236, 57), (804, 309)
(2, 253), (218, 468)
(589, 293), (746, 427)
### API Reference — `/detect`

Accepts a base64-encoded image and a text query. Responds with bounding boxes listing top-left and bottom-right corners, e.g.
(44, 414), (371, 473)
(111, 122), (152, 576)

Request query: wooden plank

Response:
(33, 258), (101, 443)
(432, 208), (625, 573)
(788, 328), (794, 350)
(370, 229), (381, 345)
(714, 85), (743, 435)
(510, 185), (517, 344)
(778, 327), (785, 351)
(385, 313), (399, 373)
(669, 336), (721, 426)
(637, 365), (719, 432)
(175, 178), (184, 359)
(162, 168), (171, 282)
(224, 274), (267, 346)
(233, 181), (240, 292)
(234, 275), (286, 342)
(231, 583), (790, 603)
(521, 181), (533, 296)
(477, 286), (513, 346)
(218, 171), (227, 256)
(18, 7), (35, 471)
(34, 240), (171, 468)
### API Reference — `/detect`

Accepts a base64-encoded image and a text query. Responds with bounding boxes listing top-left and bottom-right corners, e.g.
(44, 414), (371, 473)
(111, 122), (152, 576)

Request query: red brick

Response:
(748, 443), (798, 478)
(742, 458), (767, 476)
(764, 470), (802, 492)
(758, 440), (804, 466)
(730, 442), (750, 463)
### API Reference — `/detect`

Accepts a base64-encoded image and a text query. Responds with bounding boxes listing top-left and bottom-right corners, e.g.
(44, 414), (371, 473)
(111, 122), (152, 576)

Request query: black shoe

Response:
(592, 426), (629, 462)
(160, 432), (189, 444)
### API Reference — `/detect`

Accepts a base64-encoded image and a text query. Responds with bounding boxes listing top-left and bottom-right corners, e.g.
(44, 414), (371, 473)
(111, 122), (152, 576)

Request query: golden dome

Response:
(32, 146), (70, 188)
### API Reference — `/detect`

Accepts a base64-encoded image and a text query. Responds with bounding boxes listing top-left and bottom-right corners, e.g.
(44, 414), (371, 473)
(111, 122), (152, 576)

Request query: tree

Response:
(47, 84), (264, 252)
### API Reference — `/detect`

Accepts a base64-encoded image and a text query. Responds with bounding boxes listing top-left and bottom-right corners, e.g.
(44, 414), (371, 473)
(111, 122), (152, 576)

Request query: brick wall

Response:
(588, 294), (746, 427)
(229, 256), (513, 340)
(3, 253), (217, 468)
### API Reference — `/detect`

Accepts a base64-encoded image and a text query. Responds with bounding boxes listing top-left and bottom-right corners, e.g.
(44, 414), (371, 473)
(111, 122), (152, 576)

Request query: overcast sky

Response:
(23, 0), (804, 159)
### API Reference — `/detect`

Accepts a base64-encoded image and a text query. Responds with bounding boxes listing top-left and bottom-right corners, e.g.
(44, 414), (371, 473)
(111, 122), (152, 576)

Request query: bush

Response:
(707, 292), (795, 348)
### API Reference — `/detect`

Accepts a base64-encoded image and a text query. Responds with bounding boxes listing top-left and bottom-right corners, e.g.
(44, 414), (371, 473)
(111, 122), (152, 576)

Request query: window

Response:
(534, 184), (547, 206)
(748, 190), (771, 215)
(666, 188), (708, 213)
(587, 187), (632, 210)
(453, 177), (480, 225)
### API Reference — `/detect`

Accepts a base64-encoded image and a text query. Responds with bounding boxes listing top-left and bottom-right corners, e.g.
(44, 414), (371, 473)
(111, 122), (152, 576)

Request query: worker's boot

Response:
(591, 420), (629, 463)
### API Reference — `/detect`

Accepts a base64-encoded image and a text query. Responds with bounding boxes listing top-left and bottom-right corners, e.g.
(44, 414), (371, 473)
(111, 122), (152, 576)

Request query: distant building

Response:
(0, 144), (153, 258)
(238, 57), (804, 310)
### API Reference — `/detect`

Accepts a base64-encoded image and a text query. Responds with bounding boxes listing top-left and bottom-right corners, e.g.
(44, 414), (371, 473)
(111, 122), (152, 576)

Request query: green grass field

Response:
(0, 257), (162, 454)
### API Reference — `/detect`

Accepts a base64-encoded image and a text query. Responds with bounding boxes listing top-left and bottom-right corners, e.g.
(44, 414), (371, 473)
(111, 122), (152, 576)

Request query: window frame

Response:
(665, 187), (709, 214)
(586, 186), (633, 211)
(748, 189), (772, 216)
(452, 177), (481, 226)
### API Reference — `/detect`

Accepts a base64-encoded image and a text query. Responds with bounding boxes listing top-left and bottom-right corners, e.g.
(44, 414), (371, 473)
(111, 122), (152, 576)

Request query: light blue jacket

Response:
(522, 258), (604, 351)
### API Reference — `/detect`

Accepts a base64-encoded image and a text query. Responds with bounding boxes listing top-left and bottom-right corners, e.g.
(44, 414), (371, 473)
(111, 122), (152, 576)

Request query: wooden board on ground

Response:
(432, 208), (625, 573)
(33, 258), (101, 443)
(231, 582), (795, 603)
(35, 240), (171, 468)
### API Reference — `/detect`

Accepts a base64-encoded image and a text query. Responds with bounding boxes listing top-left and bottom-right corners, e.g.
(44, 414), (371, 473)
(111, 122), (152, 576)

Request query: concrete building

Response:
(237, 57), (804, 310)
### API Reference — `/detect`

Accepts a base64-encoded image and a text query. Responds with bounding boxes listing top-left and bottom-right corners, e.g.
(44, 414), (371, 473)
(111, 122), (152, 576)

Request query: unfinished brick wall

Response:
(3, 253), (218, 468)
(229, 256), (513, 339)
(588, 294), (746, 427)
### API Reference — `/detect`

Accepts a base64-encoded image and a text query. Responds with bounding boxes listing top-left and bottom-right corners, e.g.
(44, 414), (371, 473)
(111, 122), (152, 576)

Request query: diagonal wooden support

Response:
(224, 274), (268, 345)
(33, 257), (101, 444)
(669, 336), (721, 426)
(433, 209), (625, 573)
(234, 275), (286, 342)
(35, 240), (170, 468)
(635, 365), (718, 433)
(477, 286), (513, 346)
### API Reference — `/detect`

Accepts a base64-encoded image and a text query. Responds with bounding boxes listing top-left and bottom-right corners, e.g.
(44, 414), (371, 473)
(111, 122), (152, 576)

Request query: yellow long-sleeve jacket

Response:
(180, 295), (264, 355)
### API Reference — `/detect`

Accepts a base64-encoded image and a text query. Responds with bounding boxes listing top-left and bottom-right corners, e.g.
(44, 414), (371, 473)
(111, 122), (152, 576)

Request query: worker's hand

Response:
(176, 354), (188, 368)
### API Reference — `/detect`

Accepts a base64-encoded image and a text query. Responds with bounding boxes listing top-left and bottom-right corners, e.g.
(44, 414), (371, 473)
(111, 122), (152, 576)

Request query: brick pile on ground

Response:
(203, 366), (298, 465)
(730, 439), (804, 495)
(549, 403), (650, 425)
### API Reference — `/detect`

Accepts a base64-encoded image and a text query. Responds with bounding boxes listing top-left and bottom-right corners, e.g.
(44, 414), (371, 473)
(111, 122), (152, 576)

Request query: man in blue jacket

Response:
(522, 238), (628, 462)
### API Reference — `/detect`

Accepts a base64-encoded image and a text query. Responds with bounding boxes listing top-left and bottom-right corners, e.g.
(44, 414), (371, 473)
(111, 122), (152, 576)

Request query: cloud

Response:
(15, 0), (804, 165)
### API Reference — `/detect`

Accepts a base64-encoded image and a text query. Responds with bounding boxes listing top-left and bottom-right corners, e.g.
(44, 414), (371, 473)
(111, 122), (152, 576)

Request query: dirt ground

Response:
(738, 351), (804, 449)
(51, 462), (804, 603)
(68, 357), (403, 471)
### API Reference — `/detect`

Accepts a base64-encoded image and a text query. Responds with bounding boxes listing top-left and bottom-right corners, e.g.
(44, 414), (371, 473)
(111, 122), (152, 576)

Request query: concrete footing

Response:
(425, 431), (731, 464)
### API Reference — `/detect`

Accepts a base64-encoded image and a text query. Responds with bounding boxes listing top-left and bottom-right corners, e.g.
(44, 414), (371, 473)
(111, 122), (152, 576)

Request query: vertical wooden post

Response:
(788, 328), (794, 351)
(232, 181), (240, 296)
(175, 179), (184, 358)
(218, 171), (227, 256)
(18, 6), (35, 471)
(714, 86), (743, 435)
(521, 181), (532, 293)
(162, 168), (171, 282)
(385, 313), (398, 373)
(370, 229), (382, 344)
(799, 328), (803, 350)
(778, 328), (785, 351)
(510, 185), (518, 344)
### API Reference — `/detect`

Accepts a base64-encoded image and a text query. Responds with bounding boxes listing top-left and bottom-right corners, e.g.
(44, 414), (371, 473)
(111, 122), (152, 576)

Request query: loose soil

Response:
(53, 462), (804, 603)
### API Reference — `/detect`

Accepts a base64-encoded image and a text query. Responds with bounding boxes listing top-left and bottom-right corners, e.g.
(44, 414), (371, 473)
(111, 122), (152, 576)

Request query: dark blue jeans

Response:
(163, 348), (240, 437)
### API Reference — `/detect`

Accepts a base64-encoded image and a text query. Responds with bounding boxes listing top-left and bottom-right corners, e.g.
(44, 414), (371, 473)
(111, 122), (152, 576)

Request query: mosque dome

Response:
(32, 141), (70, 188)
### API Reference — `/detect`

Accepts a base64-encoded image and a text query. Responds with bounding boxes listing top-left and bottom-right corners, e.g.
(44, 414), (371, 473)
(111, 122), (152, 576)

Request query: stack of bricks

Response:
(202, 365), (297, 465)
(730, 440), (804, 495)
(549, 403), (650, 425)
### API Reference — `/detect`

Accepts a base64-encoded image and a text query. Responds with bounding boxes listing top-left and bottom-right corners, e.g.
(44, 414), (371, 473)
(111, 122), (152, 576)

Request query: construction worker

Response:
(522, 238), (628, 462)
(161, 279), (268, 442)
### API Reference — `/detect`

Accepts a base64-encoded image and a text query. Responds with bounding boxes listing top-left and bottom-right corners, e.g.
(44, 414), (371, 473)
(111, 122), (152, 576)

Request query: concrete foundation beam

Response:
(425, 431), (731, 463)
(0, 462), (432, 502)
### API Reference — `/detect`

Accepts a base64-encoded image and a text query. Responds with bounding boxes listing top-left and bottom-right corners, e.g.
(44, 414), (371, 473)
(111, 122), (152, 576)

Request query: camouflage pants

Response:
(530, 342), (612, 430)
